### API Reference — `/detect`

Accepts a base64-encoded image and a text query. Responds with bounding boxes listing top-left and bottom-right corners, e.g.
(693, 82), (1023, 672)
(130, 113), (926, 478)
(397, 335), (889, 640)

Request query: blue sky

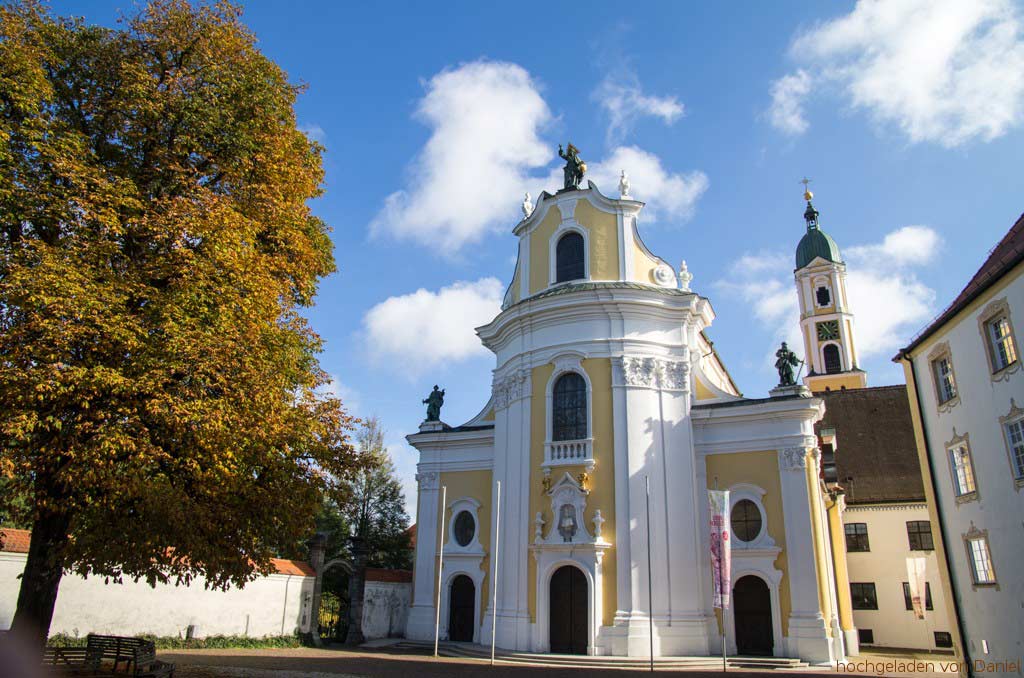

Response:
(67, 1), (1024, 518)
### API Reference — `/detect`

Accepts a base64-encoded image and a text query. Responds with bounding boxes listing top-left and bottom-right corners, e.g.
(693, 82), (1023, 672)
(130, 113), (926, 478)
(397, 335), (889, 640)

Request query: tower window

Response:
(552, 372), (587, 441)
(555, 232), (585, 283)
(816, 286), (831, 306)
(823, 344), (842, 374)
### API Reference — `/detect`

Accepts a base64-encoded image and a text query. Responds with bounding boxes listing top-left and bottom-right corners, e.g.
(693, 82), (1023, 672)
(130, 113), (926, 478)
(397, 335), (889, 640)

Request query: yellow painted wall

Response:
(694, 377), (716, 401)
(527, 358), (617, 627)
(704, 451), (791, 635)
(437, 470), (493, 610)
(632, 238), (659, 285)
(807, 372), (867, 392)
(574, 200), (620, 284)
(826, 495), (854, 631)
(805, 459), (833, 636)
(482, 409), (495, 422)
(528, 209), (562, 294)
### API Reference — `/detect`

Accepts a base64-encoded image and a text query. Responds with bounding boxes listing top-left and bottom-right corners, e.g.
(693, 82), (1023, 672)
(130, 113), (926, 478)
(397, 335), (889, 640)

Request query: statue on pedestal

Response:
(558, 143), (586, 190)
(422, 385), (445, 422)
(775, 342), (802, 387)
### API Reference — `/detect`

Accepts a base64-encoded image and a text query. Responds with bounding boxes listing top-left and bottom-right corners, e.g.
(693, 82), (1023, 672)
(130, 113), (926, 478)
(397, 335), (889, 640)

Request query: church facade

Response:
(406, 170), (852, 663)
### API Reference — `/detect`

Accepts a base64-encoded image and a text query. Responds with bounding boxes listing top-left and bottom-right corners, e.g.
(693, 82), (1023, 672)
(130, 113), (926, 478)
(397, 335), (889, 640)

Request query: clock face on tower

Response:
(816, 320), (840, 341)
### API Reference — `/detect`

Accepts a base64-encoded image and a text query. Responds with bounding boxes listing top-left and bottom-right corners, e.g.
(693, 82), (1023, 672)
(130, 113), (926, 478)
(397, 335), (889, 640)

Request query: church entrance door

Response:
(448, 575), (475, 642)
(549, 565), (588, 654)
(733, 575), (773, 656)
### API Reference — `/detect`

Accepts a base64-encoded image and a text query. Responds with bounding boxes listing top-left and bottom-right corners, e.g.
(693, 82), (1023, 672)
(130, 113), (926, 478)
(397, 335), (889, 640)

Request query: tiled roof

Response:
(0, 528), (30, 553)
(1, 528), (314, 577)
(815, 386), (925, 504)
(365, 568), (413, 583)
(270, 558), (316, 577)
(899, 212), (1024, 356)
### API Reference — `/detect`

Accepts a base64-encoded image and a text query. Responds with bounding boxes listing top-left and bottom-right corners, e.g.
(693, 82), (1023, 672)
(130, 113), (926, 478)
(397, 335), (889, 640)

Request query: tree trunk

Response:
(10, 509), (72, 651)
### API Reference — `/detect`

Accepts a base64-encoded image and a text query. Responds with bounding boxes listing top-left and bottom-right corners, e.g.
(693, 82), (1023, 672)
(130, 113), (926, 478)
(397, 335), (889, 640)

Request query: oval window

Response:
(731, 499), (762, 543)
(454, 510), (475, 547)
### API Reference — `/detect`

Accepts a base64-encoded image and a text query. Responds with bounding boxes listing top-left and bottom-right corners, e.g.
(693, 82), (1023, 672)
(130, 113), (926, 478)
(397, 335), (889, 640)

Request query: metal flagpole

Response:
(645, 475), (654, 673)
(490, 481), (501, 666)
(715, 478), (726, 674)
(433, 485), (447, 658)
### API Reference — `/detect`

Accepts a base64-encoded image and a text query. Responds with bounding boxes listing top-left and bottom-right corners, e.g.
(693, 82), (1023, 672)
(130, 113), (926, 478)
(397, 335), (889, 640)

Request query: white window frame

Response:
(544, 353), (594, 468)
(548, 222), (589, 287)
(927, 342), (959, 412)
(812, 275), (834, 309)
(445, 497), (484, 554)
(945, 430), (978, 502)
(978, 297), (1019, 380)
(728, 484), (776, 550)
(963, 528), (997, 587)
(999, 399), (1024, 489)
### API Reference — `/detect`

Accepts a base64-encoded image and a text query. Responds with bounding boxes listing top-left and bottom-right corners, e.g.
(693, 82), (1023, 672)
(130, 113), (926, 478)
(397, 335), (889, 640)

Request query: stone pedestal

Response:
(769, 384), (811, 398)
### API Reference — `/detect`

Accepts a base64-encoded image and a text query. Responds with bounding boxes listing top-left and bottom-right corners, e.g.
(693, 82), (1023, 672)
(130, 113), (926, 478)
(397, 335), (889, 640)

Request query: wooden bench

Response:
(83, 635), (174, 676)
(42, 645), (104, 674)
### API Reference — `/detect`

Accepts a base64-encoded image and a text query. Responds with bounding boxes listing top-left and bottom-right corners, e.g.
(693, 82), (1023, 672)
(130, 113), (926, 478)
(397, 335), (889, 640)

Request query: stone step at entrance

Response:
(386, 640), (811, 671)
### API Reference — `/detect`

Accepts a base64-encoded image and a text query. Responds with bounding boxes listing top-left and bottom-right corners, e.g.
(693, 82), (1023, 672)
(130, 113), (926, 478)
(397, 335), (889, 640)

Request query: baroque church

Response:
(405, 153), (867, 663)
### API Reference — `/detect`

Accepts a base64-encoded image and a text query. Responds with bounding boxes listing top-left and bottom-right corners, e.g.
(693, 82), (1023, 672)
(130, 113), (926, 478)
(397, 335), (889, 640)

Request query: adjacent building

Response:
(895, 213), (1024, 671)
(406, 172), (851, 663)
(790, 189), (956, 654)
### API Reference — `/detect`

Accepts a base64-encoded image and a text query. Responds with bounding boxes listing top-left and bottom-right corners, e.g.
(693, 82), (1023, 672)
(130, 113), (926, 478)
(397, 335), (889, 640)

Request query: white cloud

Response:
(715, 226), (940, 370)
(362, 278), (503, 376)
(372, 61), (709, 253)
(320, 377), (361, 415)
(776, 0), (1024, 146)
(846, 225), (941, 267)
(767, 70), (811, 135)
(370, 60), (552, 252)
(560, 146), (709, 224)
(594, 73), (685, 144)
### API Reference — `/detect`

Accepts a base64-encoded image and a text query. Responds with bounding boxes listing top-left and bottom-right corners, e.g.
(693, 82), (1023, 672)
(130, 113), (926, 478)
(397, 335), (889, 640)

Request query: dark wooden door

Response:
(448, 575), (475, 642)
(733, 575), (773, 656)
(549, 566), (588, 654)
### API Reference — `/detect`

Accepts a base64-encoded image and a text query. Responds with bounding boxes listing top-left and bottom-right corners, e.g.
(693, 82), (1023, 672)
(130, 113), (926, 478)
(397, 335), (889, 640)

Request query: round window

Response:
(731, 499), (762, 543)
(453, 510), (475, 547)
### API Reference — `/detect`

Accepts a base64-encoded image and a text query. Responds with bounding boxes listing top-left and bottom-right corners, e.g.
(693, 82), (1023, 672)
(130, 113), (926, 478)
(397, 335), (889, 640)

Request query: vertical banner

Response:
(709, 490), (732, 609)
(906, 556), (927, 620)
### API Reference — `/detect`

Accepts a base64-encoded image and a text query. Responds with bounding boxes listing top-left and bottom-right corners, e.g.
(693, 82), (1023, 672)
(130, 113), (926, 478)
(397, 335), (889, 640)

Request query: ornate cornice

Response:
(492, 369), (531, 410)
(415, 471), (439, 490)
(779, 447), (809, 471)
(614, 356), (690, 391)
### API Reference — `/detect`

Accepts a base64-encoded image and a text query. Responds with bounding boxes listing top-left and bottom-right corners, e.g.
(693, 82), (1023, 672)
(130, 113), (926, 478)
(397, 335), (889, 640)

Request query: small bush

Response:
(47, 632), (303, 649)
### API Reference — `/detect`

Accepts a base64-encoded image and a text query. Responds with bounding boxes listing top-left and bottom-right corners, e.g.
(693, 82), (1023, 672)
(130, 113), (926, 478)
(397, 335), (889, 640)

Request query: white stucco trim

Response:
(532, 553), (607, 655)
(728, 483), (776, 550)
(725, 569), (785, 657)
(544, 353), (595, 468)
(445, 497), (485, 554)
(438, 565), (484, 643)
(548, 221), (590, 288)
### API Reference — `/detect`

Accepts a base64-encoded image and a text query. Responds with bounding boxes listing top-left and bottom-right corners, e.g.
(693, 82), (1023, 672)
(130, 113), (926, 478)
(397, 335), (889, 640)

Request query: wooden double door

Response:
(549, 565), (588, 655)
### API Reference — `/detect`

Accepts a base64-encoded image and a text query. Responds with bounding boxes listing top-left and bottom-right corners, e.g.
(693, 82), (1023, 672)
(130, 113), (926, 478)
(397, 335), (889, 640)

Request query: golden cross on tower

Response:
(800, 176), (813, 201)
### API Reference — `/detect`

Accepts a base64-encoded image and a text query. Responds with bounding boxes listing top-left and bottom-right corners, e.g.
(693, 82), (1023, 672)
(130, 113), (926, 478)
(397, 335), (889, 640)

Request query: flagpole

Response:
(434, 485), (447, 658)
(490, 481), (501, 666)
(714, 478), (727, 673)
(645, 475), (654, 673)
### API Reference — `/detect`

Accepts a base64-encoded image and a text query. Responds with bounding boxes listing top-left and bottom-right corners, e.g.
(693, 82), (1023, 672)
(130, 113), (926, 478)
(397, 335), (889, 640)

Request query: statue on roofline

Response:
(775, 342), (802, 387)
(558, 143), (586, 191)
(423, 385), (445, 421)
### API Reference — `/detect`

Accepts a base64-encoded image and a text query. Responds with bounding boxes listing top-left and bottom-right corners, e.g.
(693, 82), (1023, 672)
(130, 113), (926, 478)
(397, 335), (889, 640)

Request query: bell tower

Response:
(794, 183), (867, 392)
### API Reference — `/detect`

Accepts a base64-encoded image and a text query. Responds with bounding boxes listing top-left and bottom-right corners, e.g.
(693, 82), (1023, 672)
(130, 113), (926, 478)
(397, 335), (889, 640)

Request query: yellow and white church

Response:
(406, 165), (862, 663)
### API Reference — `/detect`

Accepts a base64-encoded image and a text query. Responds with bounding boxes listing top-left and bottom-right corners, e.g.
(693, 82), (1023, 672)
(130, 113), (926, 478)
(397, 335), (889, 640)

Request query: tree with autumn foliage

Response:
(0, 0), (360, 647)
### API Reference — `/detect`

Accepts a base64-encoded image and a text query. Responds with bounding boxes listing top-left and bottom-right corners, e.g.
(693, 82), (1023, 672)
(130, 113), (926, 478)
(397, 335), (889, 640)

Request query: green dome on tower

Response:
(795, 198), (842, 269)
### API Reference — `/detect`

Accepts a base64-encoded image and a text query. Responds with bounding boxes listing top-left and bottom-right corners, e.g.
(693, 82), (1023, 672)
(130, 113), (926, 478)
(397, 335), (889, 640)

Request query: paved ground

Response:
(159, 645), (961, 678)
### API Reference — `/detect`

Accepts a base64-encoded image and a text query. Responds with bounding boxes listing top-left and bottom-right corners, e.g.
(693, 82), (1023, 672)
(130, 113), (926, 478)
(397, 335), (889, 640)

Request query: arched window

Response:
(824, 344), (842, 374)
(552, 372), (587, 441)
(555, 232), (585, 283)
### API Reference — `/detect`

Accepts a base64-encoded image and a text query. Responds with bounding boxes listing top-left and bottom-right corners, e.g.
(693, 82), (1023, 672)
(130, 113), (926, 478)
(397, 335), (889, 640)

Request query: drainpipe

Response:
(905, 356), (972, 677)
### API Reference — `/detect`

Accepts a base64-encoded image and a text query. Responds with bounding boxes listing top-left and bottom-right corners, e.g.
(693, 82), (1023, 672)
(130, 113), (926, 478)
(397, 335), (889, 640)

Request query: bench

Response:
(83, 635), (174, 676)
(42, 645), (104, 674)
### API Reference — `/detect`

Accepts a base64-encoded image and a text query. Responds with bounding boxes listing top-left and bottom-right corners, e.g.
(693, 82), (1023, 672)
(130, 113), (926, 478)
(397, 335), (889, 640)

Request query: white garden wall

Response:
(361, 580), (411, 639)
(0, 549), (314, 639)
